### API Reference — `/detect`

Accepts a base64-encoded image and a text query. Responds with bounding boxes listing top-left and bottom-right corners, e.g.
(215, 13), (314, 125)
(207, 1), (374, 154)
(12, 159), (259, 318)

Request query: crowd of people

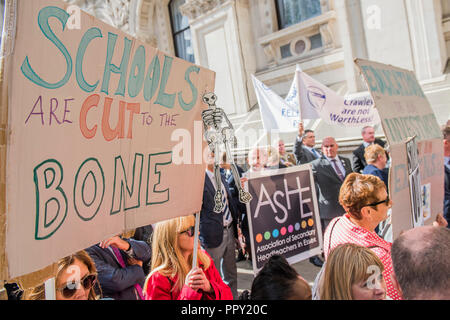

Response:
(4, 123), (450, 301)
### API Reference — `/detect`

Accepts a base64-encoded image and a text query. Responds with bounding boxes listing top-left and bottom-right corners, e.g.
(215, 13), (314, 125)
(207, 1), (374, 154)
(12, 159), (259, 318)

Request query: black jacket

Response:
(293, 136), (320, 164)
(351, 138), (386, 173)
(199, 172), (239, 249)
(444, 165), (450, 227)
(85, 238), (151, 300)
(311, 156), (353, 220)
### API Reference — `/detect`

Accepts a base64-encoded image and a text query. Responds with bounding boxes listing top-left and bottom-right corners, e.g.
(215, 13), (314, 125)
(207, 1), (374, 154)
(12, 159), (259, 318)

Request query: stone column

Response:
(181, 0), (255, 115)
(334, 0), (368, 93)
(405, 0), (448, 80)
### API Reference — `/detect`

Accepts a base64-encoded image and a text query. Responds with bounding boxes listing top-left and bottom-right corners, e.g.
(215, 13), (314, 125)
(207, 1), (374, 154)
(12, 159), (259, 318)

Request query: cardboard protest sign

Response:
(355, 59), (443, 239)
(0, 0), (215, 281)
(245, 165), (323, 273)
(406, 136), (424, 228)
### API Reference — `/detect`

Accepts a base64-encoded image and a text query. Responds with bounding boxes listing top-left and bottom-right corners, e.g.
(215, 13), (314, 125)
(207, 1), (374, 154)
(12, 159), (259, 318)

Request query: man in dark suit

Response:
(85, 235), (151, 300)
(220, 152), (249, 262)
(351, 126), (386, 173)
(199, 152), (239, 299)
(443, 125), (450, 227)
(293, 122), (322, 267)
(311, 137), (352, 233)
(445, 165), (449, 228)
(293, 122), (321, 164)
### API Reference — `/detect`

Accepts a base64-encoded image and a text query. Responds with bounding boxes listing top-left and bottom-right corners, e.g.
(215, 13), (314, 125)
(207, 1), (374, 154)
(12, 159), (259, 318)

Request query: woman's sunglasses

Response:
(179, 226), (195, 237)
(56, 273), (97, 299)
(366, 196), (390, 208)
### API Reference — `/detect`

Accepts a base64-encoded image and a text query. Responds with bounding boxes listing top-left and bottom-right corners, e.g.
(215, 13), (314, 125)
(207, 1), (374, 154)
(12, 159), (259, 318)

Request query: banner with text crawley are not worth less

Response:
(245, 165), (323, 274)
(252, 71), (380, 133)
(355, 59), (443, 239)
(1, 0), (215, 280)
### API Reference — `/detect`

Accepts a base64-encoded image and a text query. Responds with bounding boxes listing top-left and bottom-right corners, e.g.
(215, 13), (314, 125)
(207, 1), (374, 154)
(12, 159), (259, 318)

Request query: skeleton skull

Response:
(202, 92), (217, 107)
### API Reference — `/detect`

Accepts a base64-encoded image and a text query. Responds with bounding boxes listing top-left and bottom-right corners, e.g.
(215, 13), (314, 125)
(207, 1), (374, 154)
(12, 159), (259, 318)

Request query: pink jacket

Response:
(144, 255), (233, 300)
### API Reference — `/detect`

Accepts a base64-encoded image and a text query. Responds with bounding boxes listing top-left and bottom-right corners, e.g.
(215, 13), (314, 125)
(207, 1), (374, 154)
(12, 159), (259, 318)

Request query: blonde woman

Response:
(320, 243), (388, 300)
(362, 143), (389, 190)
(143, 215), (233, 300)
(24, 250), (100, 300)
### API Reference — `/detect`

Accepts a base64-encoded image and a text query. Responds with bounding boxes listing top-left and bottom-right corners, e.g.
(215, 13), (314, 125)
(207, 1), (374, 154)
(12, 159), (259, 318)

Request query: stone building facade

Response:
(58, 0), (450, 158)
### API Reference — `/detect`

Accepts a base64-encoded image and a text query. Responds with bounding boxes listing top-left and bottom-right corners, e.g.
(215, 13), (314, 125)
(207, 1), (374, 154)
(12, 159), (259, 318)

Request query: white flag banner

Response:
(251, 71), (380, 132)
(251, 74), (303, 132)
(296, 70), (381, 127)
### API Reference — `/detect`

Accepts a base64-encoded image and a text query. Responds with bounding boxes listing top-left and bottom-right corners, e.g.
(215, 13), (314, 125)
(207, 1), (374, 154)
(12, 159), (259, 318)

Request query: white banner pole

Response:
(44, 277), (56, 300)
(191, 212), (201, 269)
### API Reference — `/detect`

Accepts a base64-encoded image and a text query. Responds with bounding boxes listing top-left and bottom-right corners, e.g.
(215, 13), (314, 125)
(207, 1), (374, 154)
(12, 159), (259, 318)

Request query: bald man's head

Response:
(391, 226), (450, 300)
(321, 137), (338, 158)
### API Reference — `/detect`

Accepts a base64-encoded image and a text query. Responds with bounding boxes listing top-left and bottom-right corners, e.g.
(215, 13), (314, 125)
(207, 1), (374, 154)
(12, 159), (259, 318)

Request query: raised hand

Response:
(99, 236), (130, 251)
(298, 121), (304, 137)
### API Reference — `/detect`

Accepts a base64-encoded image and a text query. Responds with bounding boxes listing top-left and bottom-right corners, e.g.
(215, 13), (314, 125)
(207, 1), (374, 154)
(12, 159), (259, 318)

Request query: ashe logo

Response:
(307, 86), (326, 111)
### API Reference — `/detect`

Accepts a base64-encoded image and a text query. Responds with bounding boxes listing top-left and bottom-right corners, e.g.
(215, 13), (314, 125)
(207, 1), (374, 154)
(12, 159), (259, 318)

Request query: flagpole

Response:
(191, 212), (201, 269)
(295, 65), (303, 128)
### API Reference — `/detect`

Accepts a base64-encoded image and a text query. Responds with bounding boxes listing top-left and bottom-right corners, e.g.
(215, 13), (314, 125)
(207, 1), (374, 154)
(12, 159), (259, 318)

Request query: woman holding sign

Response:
(143, 215), (233, 300)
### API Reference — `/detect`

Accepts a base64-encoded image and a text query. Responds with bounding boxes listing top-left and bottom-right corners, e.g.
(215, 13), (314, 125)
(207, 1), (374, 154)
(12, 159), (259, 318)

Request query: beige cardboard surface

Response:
(0, 55), (8, 282)
(0, 288), (7, 300)
(2, 0), (215, 280)
(9, 263), (57, 290)
(355, 59), (443, 239)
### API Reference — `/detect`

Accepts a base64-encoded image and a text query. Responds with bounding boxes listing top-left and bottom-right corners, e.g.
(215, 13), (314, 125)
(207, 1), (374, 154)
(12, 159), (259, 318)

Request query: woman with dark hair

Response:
(24, 250), (100, 300)
(241, 255), (311, 300)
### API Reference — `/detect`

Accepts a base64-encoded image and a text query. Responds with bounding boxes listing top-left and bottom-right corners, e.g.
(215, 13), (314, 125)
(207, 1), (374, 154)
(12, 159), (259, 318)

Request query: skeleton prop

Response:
(201, 93), (252, 213)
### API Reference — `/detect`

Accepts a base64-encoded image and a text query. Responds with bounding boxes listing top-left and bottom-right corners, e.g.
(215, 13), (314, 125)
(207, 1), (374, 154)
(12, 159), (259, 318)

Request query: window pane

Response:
(280, 44), (292, 59)
(174, 29), (195, 63)
(170, 0), (189, 32)
(276, 0), (322, 29)
(170, 0), (195, 63)
(309, 33), (323, 50)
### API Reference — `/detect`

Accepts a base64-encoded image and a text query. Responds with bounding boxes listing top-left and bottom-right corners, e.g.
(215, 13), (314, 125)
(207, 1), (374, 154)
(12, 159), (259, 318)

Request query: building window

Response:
(169, 0), (195, 63)
(276, 0), (322, 29)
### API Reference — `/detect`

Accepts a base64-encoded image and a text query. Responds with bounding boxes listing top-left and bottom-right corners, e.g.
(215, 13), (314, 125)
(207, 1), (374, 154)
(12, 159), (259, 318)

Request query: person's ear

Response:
(360, 206), (372, 220)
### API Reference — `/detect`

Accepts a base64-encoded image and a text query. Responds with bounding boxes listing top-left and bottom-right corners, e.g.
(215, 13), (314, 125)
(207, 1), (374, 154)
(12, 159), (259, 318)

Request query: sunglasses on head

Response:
(56, 273), (97, 299)
(366, 196), (390, 208)
(179, 226), (195, 237)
